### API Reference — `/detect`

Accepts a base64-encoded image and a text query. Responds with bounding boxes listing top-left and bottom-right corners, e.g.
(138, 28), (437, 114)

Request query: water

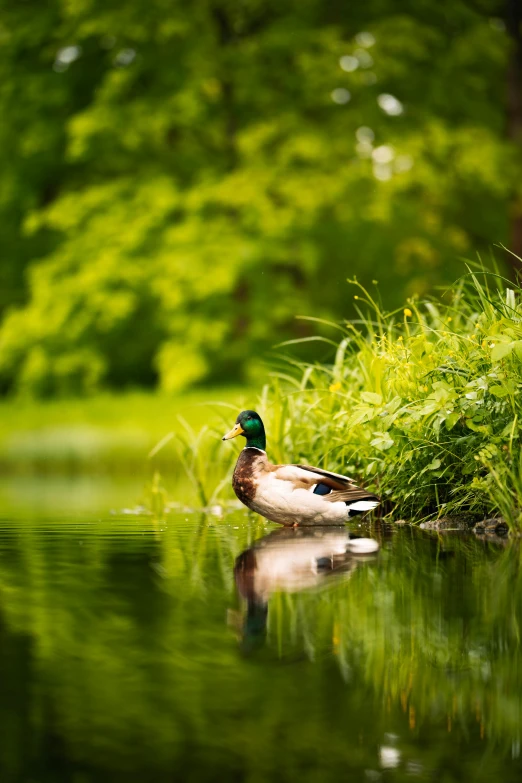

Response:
(1, 479), (521, 782)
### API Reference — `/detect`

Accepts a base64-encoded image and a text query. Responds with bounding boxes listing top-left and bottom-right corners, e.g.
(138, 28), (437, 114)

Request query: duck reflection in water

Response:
(233, 527), (379, 653)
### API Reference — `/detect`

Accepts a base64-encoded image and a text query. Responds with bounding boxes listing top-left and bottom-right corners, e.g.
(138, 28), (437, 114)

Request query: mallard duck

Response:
(236, 528), (379, 599)
(233, 528), (379, 651)
(222, 410), (379, 526)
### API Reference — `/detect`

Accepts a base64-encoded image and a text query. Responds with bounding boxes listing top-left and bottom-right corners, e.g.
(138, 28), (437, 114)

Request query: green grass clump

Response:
(260, 270), (522, 527)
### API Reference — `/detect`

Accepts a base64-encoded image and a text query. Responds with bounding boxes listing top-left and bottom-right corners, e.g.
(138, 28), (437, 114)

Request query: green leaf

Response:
(513, 341), (522, 360)
(465, 418), (491, 434)
(347, 406), (378, 426)
(386, 396), (403, 414)
(360, 392), (383, 405)
(489, 385), (510, 397)
(491, 342), (514, 362)
(416, 402), (439, 416)
(501, 420), (518, 437)
(370, 433), (395, 451)
(445, 412), (460, 430)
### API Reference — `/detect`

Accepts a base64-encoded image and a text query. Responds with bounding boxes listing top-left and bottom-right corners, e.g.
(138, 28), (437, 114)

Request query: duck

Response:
(233, 527), (379, 651)
(222, 410), (379, 526)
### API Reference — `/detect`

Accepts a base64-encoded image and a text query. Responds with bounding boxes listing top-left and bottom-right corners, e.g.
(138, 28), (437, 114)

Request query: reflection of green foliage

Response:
(0, 0), (517, 394)
(0, 512), (521, 781)
(268, 530), (522, 750)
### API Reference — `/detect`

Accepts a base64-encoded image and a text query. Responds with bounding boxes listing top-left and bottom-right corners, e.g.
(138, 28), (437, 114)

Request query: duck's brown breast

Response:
(232, 448), (265, 507)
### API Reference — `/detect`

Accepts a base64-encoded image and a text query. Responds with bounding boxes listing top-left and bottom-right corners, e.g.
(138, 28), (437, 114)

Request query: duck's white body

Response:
(235, 528), (379, 604)
(232, 447), (379, 526)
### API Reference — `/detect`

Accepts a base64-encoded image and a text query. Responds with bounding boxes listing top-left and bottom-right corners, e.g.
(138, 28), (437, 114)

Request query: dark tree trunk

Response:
(212, 5), (238, 171)
(506, 0), (522, 276)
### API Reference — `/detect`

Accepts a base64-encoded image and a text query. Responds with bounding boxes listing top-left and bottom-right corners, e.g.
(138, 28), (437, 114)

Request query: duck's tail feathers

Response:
(346, 499), (379, 517)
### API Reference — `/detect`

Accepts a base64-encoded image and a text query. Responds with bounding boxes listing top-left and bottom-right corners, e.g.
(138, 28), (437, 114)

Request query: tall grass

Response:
(257, 269), (522, 527)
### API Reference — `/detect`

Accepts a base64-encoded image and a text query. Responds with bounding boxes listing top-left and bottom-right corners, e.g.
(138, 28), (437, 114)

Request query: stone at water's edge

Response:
(473, 518), (509, 537)
(419, 516), (474, 531)
(418, 515), (509, 537)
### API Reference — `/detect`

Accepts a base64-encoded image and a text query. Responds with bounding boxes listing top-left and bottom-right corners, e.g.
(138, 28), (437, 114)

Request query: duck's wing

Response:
(274, 463), (354, 489)
(291, 464), (355, 486)
(320, 485), (379, 505)
(274, 463), (379, 506)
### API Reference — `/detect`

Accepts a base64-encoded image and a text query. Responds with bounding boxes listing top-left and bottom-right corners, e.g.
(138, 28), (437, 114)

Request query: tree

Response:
(0, 0), (517, 394)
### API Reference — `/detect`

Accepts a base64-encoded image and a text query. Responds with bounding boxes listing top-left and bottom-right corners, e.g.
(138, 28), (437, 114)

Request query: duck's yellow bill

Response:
(222, 423), (244, 441)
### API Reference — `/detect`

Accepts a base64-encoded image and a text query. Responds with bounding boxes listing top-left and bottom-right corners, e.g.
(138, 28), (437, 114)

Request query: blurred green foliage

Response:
(0, 387), (247, 474)
(0, 0), (519, 395)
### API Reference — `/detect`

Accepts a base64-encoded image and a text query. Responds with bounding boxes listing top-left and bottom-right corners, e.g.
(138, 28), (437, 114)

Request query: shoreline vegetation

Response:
(3, 270), (522, 530)
(259, 269), (522, 530)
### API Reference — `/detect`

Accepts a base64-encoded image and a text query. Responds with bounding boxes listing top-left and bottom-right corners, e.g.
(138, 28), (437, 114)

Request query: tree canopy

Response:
(0, 0), (519, 395)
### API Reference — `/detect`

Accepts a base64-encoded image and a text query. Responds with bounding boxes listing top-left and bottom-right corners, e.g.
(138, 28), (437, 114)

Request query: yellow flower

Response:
(329, 382), (342, 393)
(354, 295), (359, 300)
(446, 317), (452, 323)
(404, 308), (412, 317)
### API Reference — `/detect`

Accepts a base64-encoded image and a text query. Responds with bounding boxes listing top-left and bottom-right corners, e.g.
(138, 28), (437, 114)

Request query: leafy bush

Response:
(260, 269), (522, 526)
(0, 0), (516, 395)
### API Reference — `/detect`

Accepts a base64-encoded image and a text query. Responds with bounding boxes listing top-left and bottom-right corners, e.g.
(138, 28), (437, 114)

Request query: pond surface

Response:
(1, 479), (522, 783)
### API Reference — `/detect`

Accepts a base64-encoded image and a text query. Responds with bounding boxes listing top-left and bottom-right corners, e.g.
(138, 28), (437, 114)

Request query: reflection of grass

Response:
(0, 514), (520, 782)
(0, 388), (254, 474)
(261, 529), (522, 748)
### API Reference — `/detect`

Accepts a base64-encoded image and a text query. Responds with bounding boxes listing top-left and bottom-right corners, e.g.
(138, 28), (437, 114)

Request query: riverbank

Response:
(256, 273), (522, 528)
(3, 273), (522, 529)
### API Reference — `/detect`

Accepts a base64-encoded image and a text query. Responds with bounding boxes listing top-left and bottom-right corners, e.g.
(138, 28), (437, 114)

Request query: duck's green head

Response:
(222, 410), (266, 451)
